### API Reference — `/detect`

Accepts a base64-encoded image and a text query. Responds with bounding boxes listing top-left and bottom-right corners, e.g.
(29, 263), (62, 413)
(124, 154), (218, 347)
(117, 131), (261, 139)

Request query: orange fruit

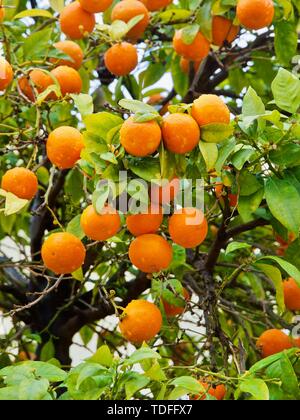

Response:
(162, 113), (200, 154)
(104, 42), (138, 76)
(51, 66), (82, 97)
(169, 207), (208, 249)
(0, 5), (5, 22)
(212, 16), (239, 46)
(275, 232), (296, 247)
(237, 0), (274, 30)
(111, 0), (149, 39)
(293, 337), (300, 347)
(119, 299), (162, 343)
(215, 183), (238, 207)
(129, 233), (173, 273)
(151, 177), (180, 205)
(173, 30), (210, 61)
(18, 69), (53, 102)
(52, 41), (84, 70)
(126, 205), (163, 236)
(79, 0), (113, 13)
(46, 126), (84, 169)
(0, 57), (13, 91)
(80, 204), (121, 241)
(59, 2), (96, 40)
(120, 116), (161, 157)
(140, 0), (172, 11)
(147, 94), (169, 115)
(191, 94), (230, 126)
(41, 232), (86, 274)
(180, 57), (201, 74)
(256, 329), (293, 358)
(283, 278), (300, 311)
(162, 287), (190, 317)
(193, 381), (226, 400)
(1, 167), (38, 200)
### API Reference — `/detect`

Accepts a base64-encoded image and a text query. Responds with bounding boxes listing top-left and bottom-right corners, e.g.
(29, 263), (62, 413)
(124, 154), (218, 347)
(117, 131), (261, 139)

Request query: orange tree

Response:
(0, 0), (300, 401)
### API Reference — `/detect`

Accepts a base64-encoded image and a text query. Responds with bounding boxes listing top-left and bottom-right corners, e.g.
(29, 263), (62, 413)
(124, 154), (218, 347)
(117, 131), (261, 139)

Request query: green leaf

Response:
(109, 19), (129, 40)
(18, 378), (49, 400)
(118, 99), (156, 114)
(0, 189), (28, 216)
(84, 112), (123, 142)
(181, 24), (200, 44)
(280, 352), (300, 398)
(79, 326), (94, 346)
(92, 185), (110, 214)
(87, 345), (113, 367)
(22, 28), (52, 60)
(157, 9), (191, 23)
(274, 21), (298, 67)
(199, 141), (218, 171)
(242, 87), (265, 117)
(14, 9), (53, 19)
(67, 215), (85, 240)
(171, 54), (189, 97)
(40, 340), (55, 362)
(71, 94), (94, 118)
(12, 362), (67, 382)
(271, 69), (300, 114)
(269, 144), (300, 168)
(201, 123), (234, 143)
(128, 158), (161, 182)
(256, 263), (285, 314)
(238, 188), (264, 222)
(123, 348), (161, 366)
(231, 147), (255, 170)
(50, 0), (65, 12)
(256, 256), (300, 287)
(0, 386), (20, 400)
(239, 378), (269, 401)
(215, 137), (236, 174)
(170, 376), (204, 394)
(225, 241), (251, 255)
(124, 373), (150, 399)
(265, 177), (300, 233)
(64, 169), (84, 204)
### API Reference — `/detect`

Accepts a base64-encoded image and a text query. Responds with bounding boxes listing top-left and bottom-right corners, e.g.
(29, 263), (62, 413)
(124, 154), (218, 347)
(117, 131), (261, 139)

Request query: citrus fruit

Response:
(80, 204), (121, 241)
(151, 177), (180, 205)
(169, 207), (208, 248)
(0, 57), (13, 91)
(129, 233), (173, 273)
(215, 183), (238, 207)
(79, 0), (113, 13)
(162, 287), (190, 317)
(41, 232), (86, 274)
(140, 0), (172, 11)
(51, 66), (82, 96)
(111, 0), (149, 39)
(52, 40), (84, 69)
(104, 42), (138, 76)
(256, 329), (293, 358)
(126, 205), (163, 236)
(180, 57), (201, 74)
(162, 113), (200, 154)
(59, 2), (96, 40)
(212, 16), (239, 46)
(193, 381), (226, 400)
(237, 0), (274, 30)
(1, 167), (38, 200)
(283, 278), (300, 311)
(191, 94), (230, 126)
(173, 29), (210, 61)
(18, 69), (53, 102)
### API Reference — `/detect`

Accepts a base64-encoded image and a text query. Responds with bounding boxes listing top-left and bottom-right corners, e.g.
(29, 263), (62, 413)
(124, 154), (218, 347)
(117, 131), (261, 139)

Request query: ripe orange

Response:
(162, 287), (189, 317)
(0, 5), (5, 22)
(283, 278), (300, 311)
(129, 233), (173, 273)
(80, 204), (121, 241)
(191, 94), (230, 126)
(169, 207), (208, 249)
(111, 0), (149, 39)
(0, 57), (13, 91)
(180, 57), (201, 74)
(18, 69), (53, 102)
(173, 30), (210, 61)
(140, 0), (172, 11)
(256, 329), (293, 358)
(79, 0), (113, 13)
(151, 177), (180, 205)
(119, 299), (162, 343)
(52, 41), (84, 70)
(275, 232), (296, 247)
(104, 42), (138, 76)
(126, 205), (163, 236)
(46, 126), (84, 169)
(51, 66), (82, 96)
(193, 381), (226, 400)
(162, 113), (200, 154)
(215, 183), (238, 207)
(59, 2), (96, 40)
(120, 116), (161, 157)
(237, 0), (274, 30)
(41, 232), (86, 274)
(1, 167), (38, 200)
(212, 16), (239, 46)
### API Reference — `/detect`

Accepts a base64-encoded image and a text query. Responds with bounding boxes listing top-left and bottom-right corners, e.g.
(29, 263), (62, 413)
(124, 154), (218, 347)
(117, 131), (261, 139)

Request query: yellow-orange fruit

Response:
(52, 41), (84, 70)
(111, 0), (149, 39)
(120, 116), (161, 157)
(129, 233), (173, 273)
(215, 183), (238, 207)
(193, 381), (226, 400)
(191, 94), (230, 126)
(283, 278), (300, 311)
(162, 113), (200, 154)
(1, 167), (38, 200)
(180, 57), (201, 74)
(41, 232), (86, 274)
(0, 57), (13, 91)
(237, 0), (274, 30)
(119, 299), (162, 343)
(212, 16), (240, 46)
(59, 2), (96, 40)
(173, 30), (210, 61)
(0, 6), (5, 22)
(104, 42), (138, 76)
(256, 329), (293, 358)
(80, 204), (121, 241)
(169, 207), (208, 249)
(18, 69), (53, 102)
(140, 0), (172, 11)
(46, 126), (84, 169)
(162, 287), (189, 317)
(51, 66), (82, 96)
(79, 0), (113, 13)
(126, 205), (163, 236)
(151, 177), (180, 205)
